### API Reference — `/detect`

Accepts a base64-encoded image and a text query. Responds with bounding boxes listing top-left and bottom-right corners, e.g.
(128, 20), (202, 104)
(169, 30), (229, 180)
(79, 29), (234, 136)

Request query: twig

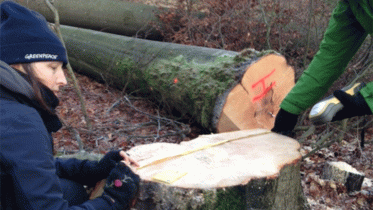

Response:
(218, 15), (225, 49)
(351, 37), (373, 70)
(116, 122), (157, 133)
(363, 119), (373, 128)
(294, 125), (312, 131)
(44, 0), (92, 130)
(301, 115), (370, 159)
(295, 111), (309, 130)
(258, 0), (271, 49)
(126, 129), (190, 141)
(122, 95), (182, 126)
(156, 110), (161, 139)
(135, 20), (153, 39)
(303, 129), (336, 159)
(108, 95), (190, 140)
(303, 0), (313, 66)
(298, 125), (316, 143)
(359, 118), (367, 151)
(106, 98), (123, 115)
(56, 149), (81, 156)
(338, 119), (348, 143)
(59, 118), (84, 151)
(349, 37), (373, 85)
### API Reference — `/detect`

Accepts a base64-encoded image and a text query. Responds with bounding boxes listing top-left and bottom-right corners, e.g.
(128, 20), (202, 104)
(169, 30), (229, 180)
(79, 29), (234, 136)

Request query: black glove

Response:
(54, 151), (123, 187)
(91, 150), (123, 182)
(102, 162), (140, 209)
(332, 90), (372, 121)
(271, 108), (298, 137)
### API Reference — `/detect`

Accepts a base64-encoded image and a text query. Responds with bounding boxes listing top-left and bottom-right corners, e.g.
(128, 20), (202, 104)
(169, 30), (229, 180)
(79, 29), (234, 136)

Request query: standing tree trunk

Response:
(127, 129), (307, 210)
(2, 0), (164, 39)
(60, 25), (294, 132)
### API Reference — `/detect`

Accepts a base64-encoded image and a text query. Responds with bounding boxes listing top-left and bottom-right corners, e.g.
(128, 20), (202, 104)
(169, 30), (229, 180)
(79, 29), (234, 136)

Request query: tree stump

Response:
(323, 161), (365, 192)
(127, 129), (306, 210)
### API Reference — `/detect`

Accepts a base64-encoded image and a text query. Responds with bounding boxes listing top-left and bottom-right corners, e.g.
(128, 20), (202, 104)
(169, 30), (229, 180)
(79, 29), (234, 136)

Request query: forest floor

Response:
(54, 71), (373, 210)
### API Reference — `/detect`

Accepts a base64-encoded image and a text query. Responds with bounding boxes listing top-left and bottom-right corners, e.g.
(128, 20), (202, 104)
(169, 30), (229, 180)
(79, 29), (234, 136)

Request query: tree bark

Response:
(127, 129), (307, 210)
(60, 25), (294, 131)
(3, 0), (164, 39)
(323, 161), (365, 192)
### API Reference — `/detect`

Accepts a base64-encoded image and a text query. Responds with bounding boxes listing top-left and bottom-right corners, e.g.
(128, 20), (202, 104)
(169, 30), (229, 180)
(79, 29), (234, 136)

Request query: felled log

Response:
(60, 25), (294, 132)
(55, 150), (103, 161)
(127, 129), (306, 210)
(323, 161), (365, 192)
(3, 0), (163, 39)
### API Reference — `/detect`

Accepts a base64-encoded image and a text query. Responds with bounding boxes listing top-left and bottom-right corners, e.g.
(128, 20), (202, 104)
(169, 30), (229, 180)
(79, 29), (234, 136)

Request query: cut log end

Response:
(215, 54), (294, 133)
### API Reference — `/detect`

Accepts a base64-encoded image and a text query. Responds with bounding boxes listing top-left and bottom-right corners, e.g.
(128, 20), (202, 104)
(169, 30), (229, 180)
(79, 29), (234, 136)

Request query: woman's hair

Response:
(11, 63), (55, 114)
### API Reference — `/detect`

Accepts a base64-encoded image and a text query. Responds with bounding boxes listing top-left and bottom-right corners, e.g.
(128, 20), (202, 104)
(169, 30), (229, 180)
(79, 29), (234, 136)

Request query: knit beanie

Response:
(0, 1), (68, 65)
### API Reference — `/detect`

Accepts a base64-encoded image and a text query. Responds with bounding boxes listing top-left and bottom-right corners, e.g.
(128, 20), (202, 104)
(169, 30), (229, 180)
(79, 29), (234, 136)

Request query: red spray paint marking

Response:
(251, 69), (276, 102)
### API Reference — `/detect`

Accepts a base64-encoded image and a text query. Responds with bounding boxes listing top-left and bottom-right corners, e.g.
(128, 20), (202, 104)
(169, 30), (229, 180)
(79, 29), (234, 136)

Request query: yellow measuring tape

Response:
(138, 130), (272, 170)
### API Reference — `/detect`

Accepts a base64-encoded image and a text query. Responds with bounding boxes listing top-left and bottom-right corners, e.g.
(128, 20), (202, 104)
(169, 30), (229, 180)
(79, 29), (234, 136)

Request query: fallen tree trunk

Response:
(60, 25), (294, 132)
(127, 129), (306, 209)
(3, 0), (164, 39)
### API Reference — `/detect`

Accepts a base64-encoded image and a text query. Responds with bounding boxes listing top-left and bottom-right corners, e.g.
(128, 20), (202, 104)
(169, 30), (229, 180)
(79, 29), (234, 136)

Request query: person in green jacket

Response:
(272, 0), (373, 136)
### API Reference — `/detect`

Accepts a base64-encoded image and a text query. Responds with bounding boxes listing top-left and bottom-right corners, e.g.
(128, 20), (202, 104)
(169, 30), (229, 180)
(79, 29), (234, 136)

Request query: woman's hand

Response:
(119, 151), (139, 168)
(102, 161), (140, 209)
(89, 150), (139, 183)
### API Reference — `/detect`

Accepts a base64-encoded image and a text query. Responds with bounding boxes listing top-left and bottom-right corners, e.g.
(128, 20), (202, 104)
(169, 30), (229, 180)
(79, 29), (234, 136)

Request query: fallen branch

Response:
(350, 37), (373, 84)
(116, 122), (158, 133)
(108, 95), (190, 141)
(303, 128), (336, 159)
(363, 119), (373, 128)
(298, 125), (316, 144)
(350, 36), (373, 72)
(126, 130), (190, 141)
(301, 116), (369, 159)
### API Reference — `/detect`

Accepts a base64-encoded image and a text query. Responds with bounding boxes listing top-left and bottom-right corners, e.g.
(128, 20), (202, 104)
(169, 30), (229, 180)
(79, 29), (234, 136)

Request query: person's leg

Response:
(59, 178), (89, 206)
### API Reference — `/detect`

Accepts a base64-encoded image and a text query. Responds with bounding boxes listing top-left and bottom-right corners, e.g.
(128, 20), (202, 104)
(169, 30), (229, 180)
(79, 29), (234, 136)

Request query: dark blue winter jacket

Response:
(0, 60), (116, 209)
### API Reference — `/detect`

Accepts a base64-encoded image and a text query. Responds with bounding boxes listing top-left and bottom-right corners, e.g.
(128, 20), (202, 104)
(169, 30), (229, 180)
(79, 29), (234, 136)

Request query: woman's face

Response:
(31, 61), (67, 93)
(21, 61), (67, 93)
(13, 61), (67, 93)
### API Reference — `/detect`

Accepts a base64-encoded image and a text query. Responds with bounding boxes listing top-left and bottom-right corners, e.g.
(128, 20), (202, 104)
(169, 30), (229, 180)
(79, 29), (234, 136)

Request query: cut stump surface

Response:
(128, 129), (306, 210)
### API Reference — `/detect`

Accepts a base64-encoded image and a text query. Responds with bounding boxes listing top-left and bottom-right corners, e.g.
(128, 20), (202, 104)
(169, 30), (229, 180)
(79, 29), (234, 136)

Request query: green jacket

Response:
(281, 0), (373, 115)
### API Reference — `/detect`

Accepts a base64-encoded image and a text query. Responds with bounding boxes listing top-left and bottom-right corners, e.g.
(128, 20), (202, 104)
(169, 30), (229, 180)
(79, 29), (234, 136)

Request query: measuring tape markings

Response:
(137, 130), (272, 170)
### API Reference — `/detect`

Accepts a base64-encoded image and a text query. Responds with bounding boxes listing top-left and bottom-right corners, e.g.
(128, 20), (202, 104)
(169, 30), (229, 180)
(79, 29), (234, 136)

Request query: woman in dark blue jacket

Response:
(0, 1), (139, 209)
